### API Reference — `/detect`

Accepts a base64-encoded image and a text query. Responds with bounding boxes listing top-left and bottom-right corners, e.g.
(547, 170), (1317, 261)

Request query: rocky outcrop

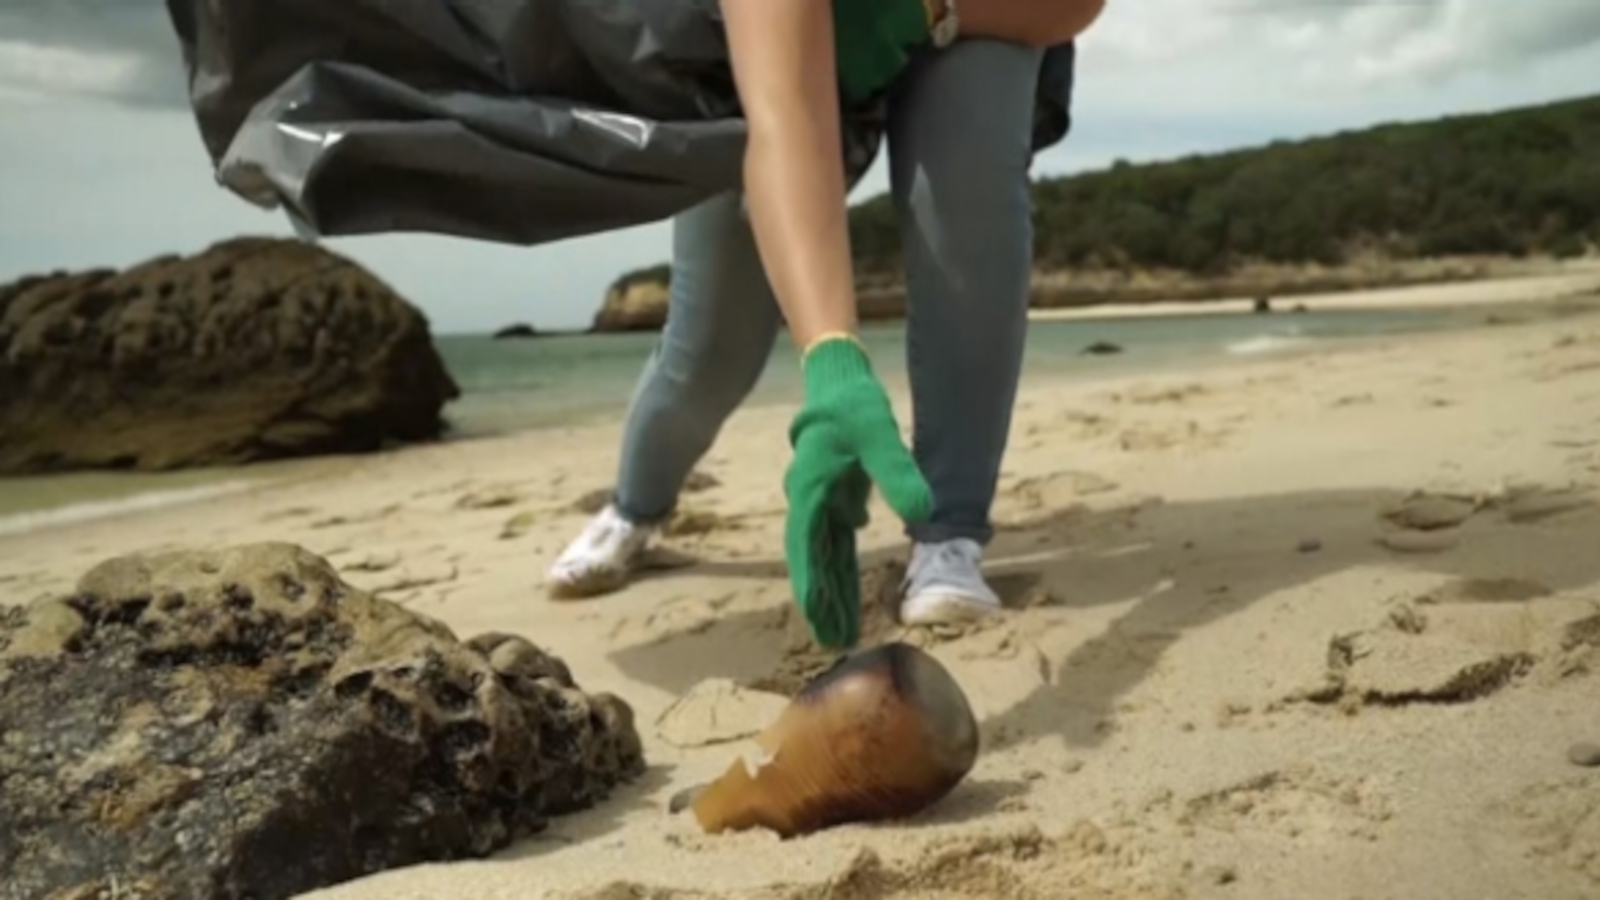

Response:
(590, 265), (670, 332)
(587, 264), (907, 332)
(0, 238), (460, 474)
(492, 323), (540, 339)
(0, 542), (643, 900)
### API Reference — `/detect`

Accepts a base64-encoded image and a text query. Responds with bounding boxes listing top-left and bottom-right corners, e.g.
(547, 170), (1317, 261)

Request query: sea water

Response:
(0, 301), (1516, 532)
(436, 303), (1493, 437)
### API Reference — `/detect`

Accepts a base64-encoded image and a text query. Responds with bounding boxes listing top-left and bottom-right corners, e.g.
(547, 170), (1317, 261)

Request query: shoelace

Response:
(902, 539), (982, 590)
(562, 511), (630, 565)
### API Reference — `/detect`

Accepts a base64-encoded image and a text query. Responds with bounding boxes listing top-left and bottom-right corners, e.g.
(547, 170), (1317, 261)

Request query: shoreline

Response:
(4, 272), (1598, 538)
(449, 260), (1600, 339)
(1027, 264), (1600, 322)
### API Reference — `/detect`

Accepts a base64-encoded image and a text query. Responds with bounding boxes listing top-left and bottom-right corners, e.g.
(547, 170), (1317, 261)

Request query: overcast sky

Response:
(2, 1), (1598, 334)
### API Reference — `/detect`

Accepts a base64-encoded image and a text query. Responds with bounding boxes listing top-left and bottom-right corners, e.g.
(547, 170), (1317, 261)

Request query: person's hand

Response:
(784, 335), (932, 648)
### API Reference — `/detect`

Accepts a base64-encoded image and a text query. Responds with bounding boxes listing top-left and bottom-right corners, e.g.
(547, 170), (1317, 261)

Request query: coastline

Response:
(5, 270), (1598, 537)
(1026, 261), (1600, 322)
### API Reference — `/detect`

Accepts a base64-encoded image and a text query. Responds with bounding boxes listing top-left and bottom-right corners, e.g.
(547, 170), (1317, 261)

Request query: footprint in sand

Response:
(997, 470), (1119, 526)
(1291, 588), (1598, 708)
(569, 470), (722, 517)
(1500, 486), (1593, 524)
(500, 510), (539, 540)
(1567, 742), (1600, 768)
(260, 506), (319, 522)
(1119, 383), (1209, 406)
(455, 484), (523, 510)
(1495, 778), (1600, 888)
(653, 679), (790, 749)
(366, 561), (460, 601)
(310, 504), (402, 529)
(589, 823), (1183, 899)
(662, 509), (742, 538)
(1170, 766), (1394, 842)
(1116, 421), (1227, 453)
(1417, 577), (1553, 605)
(343, 552), (400, 572)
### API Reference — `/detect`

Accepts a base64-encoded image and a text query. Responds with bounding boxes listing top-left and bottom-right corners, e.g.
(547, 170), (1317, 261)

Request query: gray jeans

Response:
(613, 39), (1044, 547)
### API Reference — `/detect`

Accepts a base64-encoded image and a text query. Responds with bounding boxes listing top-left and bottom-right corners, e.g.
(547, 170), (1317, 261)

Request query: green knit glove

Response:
(784, 336), (932, 648)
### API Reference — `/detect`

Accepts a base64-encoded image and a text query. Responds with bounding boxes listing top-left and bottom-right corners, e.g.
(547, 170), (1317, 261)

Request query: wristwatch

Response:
(929, 0), (959, 48)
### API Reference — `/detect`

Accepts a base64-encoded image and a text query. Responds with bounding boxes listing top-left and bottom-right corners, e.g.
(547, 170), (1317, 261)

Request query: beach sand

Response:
(1029, 262), (1600, 321)
(3, 278), (1600, 899)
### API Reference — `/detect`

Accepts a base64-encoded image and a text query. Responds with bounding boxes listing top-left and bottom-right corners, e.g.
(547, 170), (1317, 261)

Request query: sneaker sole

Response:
(547, 566), (631, 600)
(899, 591), (1002, 627)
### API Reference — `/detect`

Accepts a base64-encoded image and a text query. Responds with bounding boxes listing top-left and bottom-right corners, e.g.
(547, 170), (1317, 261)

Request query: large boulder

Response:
(0, 238), (460, 474)
(590, 264), (670, 333)
(0, 543), (644, 900)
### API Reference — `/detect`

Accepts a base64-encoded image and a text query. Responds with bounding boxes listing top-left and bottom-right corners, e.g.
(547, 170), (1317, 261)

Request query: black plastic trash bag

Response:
(165, 0), (1075, 248)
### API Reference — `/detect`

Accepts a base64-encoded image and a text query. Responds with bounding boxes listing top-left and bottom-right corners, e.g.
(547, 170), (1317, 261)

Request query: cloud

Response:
(0, 1), (186, 106)
(1075, 0), (1600, 111)
(4, 0), (1599, 114)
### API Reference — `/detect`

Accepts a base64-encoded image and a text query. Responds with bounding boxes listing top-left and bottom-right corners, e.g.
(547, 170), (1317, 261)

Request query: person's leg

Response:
(885, 38), (1044, 622)
(549, 192), (782, 597)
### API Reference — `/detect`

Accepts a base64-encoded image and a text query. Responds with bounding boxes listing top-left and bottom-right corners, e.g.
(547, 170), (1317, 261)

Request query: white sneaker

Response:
(547, 504), (656, 598)
(899, 538), (1003, 626)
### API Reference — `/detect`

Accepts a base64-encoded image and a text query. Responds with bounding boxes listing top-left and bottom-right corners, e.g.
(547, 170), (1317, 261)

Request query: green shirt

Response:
(833, 0), (931, 104)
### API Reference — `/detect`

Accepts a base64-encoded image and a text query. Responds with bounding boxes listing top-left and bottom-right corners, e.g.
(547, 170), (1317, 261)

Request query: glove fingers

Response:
(812, 512), (864, 643)
(857, 429), (933, 524)
(784, 427), (862, 649)
(826, 463), (872, 528)
(809, 518), (860, 648)
(790, 507), (860, 648)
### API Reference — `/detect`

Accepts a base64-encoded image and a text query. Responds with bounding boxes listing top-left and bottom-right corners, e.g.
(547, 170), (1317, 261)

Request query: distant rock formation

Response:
(0, 542), (644, 900)
(493, 323), (539, 339)
(590, 264), (671, 332)
(0, 238), (460, 474)
(588, 264), (912, 332)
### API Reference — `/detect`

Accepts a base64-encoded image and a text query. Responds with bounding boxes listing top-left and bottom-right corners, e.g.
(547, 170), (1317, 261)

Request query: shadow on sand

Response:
(603, 485), (1600, 753)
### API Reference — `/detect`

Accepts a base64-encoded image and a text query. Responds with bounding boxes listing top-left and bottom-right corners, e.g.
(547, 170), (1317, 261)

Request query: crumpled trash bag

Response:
(164, 0), (1075, 247)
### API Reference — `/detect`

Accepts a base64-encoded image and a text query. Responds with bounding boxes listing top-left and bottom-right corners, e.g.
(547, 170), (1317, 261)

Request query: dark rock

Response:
(0, 543), (643, 900)
(492, 323), (539, 339)
(1253, 296), (1273, 314)
(0, 237), (460, 474)
(1081, 341), (1123, 356)
(590, 264), (670, 333)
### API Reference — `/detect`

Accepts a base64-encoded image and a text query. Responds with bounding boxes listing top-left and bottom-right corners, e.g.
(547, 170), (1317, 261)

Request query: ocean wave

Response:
(1226, 332), (1313, 356)
(0, 480), (257, 538)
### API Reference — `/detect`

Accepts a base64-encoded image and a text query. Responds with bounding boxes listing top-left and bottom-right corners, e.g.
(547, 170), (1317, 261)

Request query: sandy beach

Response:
(4, 278), (1600, 899)
(1028, 262), (1600, 321)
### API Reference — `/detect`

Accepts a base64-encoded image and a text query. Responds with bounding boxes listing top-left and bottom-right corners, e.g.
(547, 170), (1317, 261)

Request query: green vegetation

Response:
(610, 93), (1599, 315)
(848, 92), (1600, 276)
